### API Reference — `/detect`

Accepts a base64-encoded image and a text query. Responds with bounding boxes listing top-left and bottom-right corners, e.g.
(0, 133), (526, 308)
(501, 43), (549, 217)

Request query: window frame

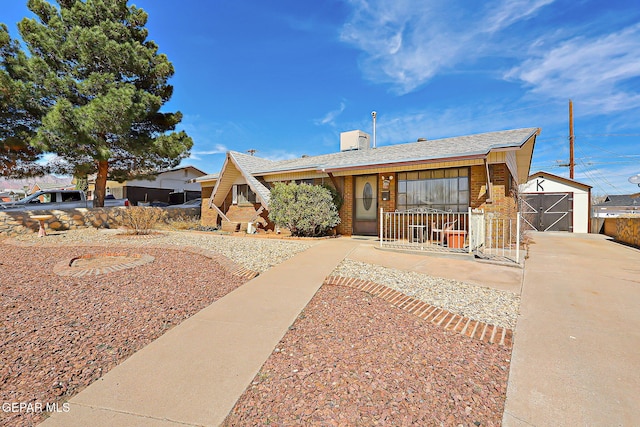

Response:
(396, 167), (470, 213)
(233, 184), (256, 205)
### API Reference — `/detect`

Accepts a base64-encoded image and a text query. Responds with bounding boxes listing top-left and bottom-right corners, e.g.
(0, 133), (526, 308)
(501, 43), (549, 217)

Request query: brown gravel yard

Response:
(1, 230), (515, 426)
(0, 243), (248, 427)
(223, 284), (511, 427)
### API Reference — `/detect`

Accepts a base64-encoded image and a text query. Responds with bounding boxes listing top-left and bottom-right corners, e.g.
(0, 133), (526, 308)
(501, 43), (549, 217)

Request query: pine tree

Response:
(0, 24), (46, 177)
(15, 0), (192, 206)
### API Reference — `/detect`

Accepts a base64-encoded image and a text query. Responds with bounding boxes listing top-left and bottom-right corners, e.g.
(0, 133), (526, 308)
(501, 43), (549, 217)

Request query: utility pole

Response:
(569, 99), (575, 179)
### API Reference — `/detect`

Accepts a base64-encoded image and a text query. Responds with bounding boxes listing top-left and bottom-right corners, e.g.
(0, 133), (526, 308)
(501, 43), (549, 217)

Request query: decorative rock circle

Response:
(54, 253), (154, 277)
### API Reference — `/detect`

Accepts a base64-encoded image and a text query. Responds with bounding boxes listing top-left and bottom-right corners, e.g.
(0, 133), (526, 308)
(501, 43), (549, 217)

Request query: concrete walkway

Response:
(503, 233), (640, 426)
(42, 238), (360, 427)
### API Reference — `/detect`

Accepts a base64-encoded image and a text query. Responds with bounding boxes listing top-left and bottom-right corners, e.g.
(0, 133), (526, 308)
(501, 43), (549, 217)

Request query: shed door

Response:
(353, 175), (378, 235)
(521, 193), (573, 232)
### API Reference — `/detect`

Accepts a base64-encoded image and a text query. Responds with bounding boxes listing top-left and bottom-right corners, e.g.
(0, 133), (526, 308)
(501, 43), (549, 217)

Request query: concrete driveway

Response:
(503, 232), (640, 426)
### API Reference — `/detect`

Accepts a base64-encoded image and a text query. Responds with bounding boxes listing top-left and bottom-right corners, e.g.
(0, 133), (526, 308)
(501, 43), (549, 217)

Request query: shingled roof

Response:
(597, 194), (640, 207)
(250, 127), (539, 174)
(209, 127), (539, 210)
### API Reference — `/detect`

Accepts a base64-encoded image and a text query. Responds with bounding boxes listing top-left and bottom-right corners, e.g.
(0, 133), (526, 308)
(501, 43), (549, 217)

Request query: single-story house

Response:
(519, 171), (592, 233)
(0, 189), (27, 202)
(28, 182), (75, 194)
(84, 166), (207, 205)
(593, 194), (640, 217)
(199, 127), (539, 236)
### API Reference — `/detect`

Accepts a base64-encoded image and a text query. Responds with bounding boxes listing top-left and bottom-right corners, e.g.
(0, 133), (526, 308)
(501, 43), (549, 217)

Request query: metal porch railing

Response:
(379, 207), (522, 264)
(379, 207), (470, 254)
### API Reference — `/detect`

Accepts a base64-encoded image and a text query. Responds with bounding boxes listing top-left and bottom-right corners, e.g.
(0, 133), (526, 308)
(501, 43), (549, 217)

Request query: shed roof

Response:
(527, 171), (592, 190)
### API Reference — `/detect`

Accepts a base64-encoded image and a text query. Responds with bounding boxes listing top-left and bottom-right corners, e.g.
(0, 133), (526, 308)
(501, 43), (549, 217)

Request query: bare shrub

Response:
(120, 207), (166, 235)
(166, 215), (201, 230)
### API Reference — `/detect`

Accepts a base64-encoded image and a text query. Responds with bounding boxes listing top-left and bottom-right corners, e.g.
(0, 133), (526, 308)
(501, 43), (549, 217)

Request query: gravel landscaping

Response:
(3, 229), (517, 426)
(0, 243), (248, 427)
(333, 259), (520, 329)
(11, 228), (314, 273)
(223, 284), (511, 426)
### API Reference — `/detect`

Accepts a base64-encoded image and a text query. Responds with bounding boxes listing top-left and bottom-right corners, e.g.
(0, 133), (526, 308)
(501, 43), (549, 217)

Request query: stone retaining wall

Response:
(0, 207), (199, 236)
(603, 217), (640, 247)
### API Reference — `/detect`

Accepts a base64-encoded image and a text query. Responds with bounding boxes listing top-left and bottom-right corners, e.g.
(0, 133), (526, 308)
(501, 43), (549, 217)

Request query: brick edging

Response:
(176, 245), (260, 280)
(53, 253), (155, 277)
(324, 275), (513, 347)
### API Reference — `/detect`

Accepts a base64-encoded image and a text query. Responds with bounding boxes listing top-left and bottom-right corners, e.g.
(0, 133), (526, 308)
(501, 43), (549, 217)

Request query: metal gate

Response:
(521, 193), (573, 232)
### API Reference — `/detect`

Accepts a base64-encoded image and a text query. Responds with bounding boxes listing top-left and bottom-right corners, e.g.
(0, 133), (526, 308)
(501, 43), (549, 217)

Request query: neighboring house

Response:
(519, 171), (592, 233)
(593, 194), (640, 217)
(85, 166), (207, 205)
(0, 189), (27, 202)
(199, 127), (539, 236)
(28, 182), (75, 194)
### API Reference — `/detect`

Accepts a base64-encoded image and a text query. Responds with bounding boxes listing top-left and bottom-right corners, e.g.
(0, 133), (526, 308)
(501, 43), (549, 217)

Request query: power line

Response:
(574, 161), (609, 195)
(578, 133), (640, 138)
(578, 138), (640, 158)
(576, 145), (621, 192)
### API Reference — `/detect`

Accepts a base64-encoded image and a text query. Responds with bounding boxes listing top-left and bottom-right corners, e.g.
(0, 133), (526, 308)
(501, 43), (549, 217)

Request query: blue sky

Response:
(2, 0), (640, 196)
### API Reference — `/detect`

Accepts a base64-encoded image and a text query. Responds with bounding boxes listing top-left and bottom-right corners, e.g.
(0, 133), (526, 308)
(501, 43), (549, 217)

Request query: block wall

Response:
(604, 217), (640, 247)
(0, 207), (199, 236)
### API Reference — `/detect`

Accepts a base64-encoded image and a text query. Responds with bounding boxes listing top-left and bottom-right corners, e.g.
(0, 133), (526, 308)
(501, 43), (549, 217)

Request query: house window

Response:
(233, 184), (256, 205)
(397, 167), (470, 212)
(294, 179), (314, 185)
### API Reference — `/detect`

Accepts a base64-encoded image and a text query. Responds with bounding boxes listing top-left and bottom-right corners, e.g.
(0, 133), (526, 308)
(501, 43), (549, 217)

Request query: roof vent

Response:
(417, 137), (427, 142)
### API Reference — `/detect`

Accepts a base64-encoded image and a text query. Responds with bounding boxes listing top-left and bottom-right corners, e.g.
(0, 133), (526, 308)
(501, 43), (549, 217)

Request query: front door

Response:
(353, 175), (378, 235)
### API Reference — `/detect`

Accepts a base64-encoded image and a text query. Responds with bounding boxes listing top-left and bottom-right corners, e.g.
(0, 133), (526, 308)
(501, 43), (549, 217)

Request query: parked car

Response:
(0, 190), (129, 211)
(167, 198), (202, 208)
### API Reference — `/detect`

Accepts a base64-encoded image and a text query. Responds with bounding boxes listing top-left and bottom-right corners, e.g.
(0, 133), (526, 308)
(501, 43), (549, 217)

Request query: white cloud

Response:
(315, 101), (347, 126)
(505, 24), (640, 114)
(191, 144), (228, 156)
(260, 150), (301, 162)
(353, 100), (563, 148)
(484, 0), (555, 34)
(340, 0), (554, 94)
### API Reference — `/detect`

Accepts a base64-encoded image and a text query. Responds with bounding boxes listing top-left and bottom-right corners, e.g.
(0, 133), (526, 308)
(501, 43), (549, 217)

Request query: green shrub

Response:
(268, 182), (340, 237)
(322, 183), (343, 211)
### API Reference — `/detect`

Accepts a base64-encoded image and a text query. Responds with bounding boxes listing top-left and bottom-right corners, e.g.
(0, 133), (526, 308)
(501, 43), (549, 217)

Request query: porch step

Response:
(221, 221), (241, 233)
